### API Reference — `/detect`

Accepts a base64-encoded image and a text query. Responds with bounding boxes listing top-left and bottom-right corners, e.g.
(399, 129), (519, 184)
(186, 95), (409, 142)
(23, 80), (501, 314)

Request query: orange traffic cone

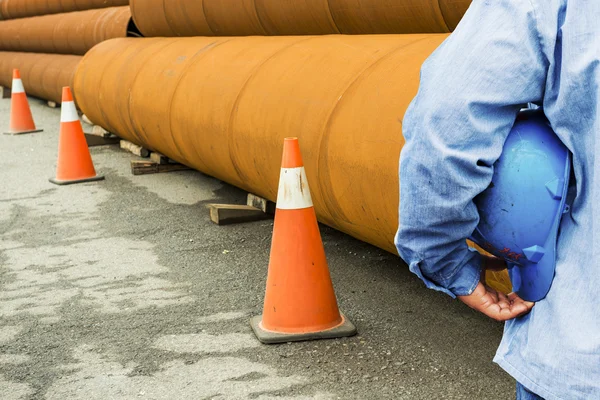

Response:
(49, 87), (104, 185)
(250, 138), (356, 344)
(3, 69), (43, 135)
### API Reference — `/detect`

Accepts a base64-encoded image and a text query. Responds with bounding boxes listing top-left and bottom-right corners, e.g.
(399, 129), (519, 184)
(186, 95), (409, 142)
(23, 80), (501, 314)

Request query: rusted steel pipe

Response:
(75, 35), (446, 254)
(0, 0), (129, 20)
(0, 7), (134, 55)
(74, 35), (511, 292)
(129, 0), (471, 36)
(0, 52), (80, 103)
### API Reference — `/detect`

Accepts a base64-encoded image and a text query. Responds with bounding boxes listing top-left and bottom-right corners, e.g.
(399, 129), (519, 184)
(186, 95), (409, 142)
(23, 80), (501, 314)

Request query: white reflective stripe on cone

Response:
(61, 101), (79, 123)
(276, 167), (314, 210)
(11, 78), (24, 93)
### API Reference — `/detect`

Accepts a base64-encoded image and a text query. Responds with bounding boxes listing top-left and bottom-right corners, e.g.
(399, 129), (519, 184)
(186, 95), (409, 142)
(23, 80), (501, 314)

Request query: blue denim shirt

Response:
(396, 1), (599, 398)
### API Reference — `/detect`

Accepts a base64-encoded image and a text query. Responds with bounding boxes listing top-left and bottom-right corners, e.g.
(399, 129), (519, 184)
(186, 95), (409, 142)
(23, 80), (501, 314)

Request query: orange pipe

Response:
(0, 0), (129, 20)
(74, 35), (512, 292)
(129, 0), (471, 36)
(0, 52), (80, 103)
(74, 35), (446, 254)
(0, 7), (133, 55)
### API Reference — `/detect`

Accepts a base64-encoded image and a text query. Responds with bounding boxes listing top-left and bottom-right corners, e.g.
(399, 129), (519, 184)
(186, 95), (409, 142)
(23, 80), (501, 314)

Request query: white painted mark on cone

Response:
(61, 101), (79, 123)
(276, 167), (313, 210)
(11, 79), (24, 93)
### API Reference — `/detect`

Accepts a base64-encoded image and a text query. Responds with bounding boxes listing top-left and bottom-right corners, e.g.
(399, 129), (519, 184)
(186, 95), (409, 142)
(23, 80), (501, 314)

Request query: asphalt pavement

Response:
(0, 97), (515, 399)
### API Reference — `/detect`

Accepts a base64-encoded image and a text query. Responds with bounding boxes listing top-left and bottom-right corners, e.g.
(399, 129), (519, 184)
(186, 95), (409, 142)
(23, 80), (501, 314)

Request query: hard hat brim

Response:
(507, 152), (571, 302)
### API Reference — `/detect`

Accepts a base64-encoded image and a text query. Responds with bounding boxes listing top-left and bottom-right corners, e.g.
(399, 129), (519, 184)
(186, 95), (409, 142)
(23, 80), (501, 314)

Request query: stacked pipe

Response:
(129, 0), (470, 36)
(0, 0), (129, 20)
(0, 52), (79, 103)
(0, 1), (135, 104)
(75, 35), (445, 253)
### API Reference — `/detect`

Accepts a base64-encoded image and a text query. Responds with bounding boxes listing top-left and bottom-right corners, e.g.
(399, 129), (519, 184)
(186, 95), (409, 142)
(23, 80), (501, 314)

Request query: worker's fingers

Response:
(488, 289), (499, 304)
(459, 284), (535, 322)
(507, 292), (535, 309)
(482, 302), (532, 321)
(513, 300), (535, 314)
(479, 303), (514, 321)
(497, 291), (510, 310)
(509, 300), (534, 316)
(488, 296), (534, 321)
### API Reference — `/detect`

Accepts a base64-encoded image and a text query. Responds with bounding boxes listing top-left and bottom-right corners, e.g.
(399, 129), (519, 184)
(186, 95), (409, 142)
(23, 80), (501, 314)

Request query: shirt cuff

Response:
(408, 249), (482, 299)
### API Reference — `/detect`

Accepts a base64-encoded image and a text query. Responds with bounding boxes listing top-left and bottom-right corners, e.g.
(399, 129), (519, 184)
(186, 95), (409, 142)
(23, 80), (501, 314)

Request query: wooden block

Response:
(0, 86), (11, 99)
(83, 120), (112, 138)
(85, 133), (120, 147)
(89, 125), (110, 138)
(247, 193), (276, 215)
(120, 140), (150, 158)
(130, 160), (191, 176)
(47, 101), (58, 108)
(207, 204), (270, 225)
(81, 114), (93, 125)
(150, 152), (169, 165)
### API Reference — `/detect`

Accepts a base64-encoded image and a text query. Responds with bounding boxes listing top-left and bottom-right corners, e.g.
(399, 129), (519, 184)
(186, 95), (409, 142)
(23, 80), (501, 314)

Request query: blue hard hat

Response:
(471, 109), (571, 302)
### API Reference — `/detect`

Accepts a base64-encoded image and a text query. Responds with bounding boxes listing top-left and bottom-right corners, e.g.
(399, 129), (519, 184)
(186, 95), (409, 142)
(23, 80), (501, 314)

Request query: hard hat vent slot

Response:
(545, 178), (564, 200)
(523, 245), (546, 263)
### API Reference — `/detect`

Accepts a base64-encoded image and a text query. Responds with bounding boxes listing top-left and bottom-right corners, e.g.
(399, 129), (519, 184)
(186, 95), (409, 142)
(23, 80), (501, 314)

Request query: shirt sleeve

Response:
(395, 0), (548, 298)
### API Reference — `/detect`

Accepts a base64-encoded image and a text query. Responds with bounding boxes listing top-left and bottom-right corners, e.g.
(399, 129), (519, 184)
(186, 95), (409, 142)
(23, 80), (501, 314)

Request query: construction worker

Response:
(395, 1), (597, 399)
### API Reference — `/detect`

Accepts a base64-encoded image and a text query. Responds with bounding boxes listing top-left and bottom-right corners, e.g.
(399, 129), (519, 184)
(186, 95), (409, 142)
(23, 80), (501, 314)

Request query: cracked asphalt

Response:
(0, 96), (515, 399)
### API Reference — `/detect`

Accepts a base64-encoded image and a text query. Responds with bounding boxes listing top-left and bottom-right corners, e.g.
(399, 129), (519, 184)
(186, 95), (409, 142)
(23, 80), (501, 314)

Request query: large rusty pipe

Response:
(129, 0), (471, 37)
(0, 7), (134, 55)
(74, 35), (446, 254)
(0, 52), (80, 103)
(74, 36), (512, 292)
(0, 0), (129, 20)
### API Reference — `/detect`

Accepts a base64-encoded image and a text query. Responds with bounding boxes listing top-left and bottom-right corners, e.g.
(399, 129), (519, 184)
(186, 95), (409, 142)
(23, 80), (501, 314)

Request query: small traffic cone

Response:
(49, 87), (104, 185)
(250, 138), (356, 344)
(3, 69), (43, 135)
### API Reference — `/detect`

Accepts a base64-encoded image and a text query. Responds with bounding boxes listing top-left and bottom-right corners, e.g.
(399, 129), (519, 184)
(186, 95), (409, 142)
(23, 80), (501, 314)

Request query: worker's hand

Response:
(457, 256), (534, 321)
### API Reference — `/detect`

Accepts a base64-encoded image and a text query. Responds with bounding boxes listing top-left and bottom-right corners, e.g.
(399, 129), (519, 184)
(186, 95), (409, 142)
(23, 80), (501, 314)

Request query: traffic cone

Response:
(250, 138), (356, 344)
(3, 69), (43, 135)
(49, 87), (104, 185)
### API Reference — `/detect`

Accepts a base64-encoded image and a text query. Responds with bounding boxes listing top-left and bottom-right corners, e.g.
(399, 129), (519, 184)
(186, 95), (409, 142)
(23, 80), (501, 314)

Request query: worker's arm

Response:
(395, 0), (547, 314)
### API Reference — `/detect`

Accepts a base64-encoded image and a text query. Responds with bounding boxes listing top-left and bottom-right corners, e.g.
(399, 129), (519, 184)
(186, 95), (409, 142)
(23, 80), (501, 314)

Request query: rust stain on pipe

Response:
(74, 35), (446, 254)
(129, 0), (471, 36)
(0, 6), (133, 55)
(0, 52), (80, 103)
(0, 0), (128, 20)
